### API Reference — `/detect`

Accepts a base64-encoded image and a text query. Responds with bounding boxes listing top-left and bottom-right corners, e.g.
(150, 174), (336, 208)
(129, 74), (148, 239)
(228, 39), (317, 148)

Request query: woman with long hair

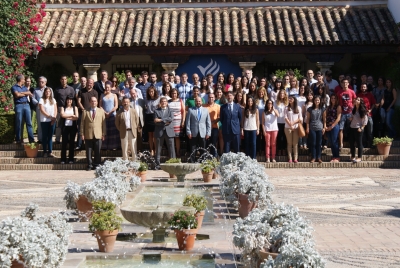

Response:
(39, 87), (57, 157)
(100, 81), (119, 150)
(283, 75), (291, 93)
(324, 94), (342, 162)
(168, 88), (185, 157)
(301, 91), (314, 149)
(234, 92), (246, 109)
(241, 97), (259, 159)
(270, 79), (283, 102)
(145, 86), (160, 156)
(275, 89), (288, 156)
(382, 78), (397, 138)
(241, 76), (249, 94)
(256, 87), (268, 155)
(251, 76), (259, 88)
(317, 84), (330, 109)
(162, 82), (172, 100)
(60, 96), (79, 164)
(284, 95), (302, 163)
(226, 73), (235, 91)
(248, 82), (257, 99)
(232, 80), (246, 102)
(200, 77), (209, 95)
(288, 77), (299, 97)
(306, 95), (325, 163)
(263, 100), (279, 162)
(349, 97), (368, 163)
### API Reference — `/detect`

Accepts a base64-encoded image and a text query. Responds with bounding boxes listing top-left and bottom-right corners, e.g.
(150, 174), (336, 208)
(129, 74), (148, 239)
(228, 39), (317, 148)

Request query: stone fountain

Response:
(160, 163), (201, 182)
(120, 185), (199, 243)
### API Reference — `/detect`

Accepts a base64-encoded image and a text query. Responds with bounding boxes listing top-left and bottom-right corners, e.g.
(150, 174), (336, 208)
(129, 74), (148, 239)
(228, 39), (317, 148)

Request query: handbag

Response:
(297, 122), (306, 138)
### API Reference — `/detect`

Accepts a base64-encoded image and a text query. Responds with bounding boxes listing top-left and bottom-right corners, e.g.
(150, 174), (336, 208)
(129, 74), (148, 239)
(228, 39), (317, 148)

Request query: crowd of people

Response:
(11, 68), (398, 170)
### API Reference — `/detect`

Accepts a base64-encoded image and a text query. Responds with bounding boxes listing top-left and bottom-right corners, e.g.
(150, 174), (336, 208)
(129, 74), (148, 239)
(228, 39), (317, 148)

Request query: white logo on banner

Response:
(197, 59), (220, 77)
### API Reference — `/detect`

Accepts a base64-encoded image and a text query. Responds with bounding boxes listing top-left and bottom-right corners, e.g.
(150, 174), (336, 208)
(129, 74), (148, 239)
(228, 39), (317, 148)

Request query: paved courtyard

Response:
(0, 168), (399, 267)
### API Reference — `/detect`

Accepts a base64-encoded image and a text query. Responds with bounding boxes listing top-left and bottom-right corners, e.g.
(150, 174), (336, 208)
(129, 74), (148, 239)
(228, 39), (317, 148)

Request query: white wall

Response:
(388, 0), (400, 23)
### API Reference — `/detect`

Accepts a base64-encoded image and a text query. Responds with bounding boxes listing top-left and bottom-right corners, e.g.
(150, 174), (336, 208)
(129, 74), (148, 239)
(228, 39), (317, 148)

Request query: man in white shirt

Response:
(120, 78), (143, 99)
(116, 97), (139, 160)
(306, 70), (318, 86)
(176, 72), (193, 104)
(192, 73), (201, 87)
(324, 70), (339, 95)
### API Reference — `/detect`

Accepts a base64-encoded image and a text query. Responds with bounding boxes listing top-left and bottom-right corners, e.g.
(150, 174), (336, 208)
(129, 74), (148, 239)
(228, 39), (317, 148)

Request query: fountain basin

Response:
(159, 163), (200, 182)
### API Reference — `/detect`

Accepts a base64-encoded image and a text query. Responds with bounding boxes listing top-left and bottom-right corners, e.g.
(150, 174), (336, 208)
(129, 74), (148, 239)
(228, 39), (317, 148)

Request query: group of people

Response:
(11, 68), (398, 169)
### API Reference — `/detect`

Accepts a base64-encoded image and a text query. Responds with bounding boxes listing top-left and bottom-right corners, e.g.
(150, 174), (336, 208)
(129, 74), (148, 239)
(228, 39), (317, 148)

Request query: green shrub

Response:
(274, 68), (303, 80)
(373, 136), (393, 146)
(0, 112), (15, 144)
(183, 194), (207, 213)
(165, 158), (181, 163)
(138, 162), (148, 172)
(89, 201), (123, 232)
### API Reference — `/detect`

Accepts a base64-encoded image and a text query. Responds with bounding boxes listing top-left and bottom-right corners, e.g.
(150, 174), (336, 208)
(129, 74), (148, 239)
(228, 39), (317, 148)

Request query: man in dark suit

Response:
(220, 91), (242, 153)
(154, 97), (176, 167)
(93, 70), (109, 96)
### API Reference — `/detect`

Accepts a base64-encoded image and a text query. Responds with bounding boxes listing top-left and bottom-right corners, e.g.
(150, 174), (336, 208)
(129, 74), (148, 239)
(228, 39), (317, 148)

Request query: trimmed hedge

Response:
(0, 112), (15, 144)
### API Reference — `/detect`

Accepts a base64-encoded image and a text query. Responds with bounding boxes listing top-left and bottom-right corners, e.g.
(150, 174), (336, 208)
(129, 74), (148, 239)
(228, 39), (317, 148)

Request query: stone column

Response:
(83, 64), (100, 81)
(161, 63), (179, 75)
(316, 62), (334, 75)
(239, 62), (257, 76)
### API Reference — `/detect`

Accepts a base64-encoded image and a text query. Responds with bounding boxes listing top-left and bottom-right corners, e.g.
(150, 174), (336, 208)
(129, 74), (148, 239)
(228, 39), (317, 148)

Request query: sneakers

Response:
(266, 158), (270, 163)
(48, 153), (55, 158)
(272, 159), (276, 163)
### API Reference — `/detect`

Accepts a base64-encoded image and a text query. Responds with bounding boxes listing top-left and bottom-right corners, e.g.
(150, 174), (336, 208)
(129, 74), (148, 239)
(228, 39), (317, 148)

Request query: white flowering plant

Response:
(217, 152), (274, 208)
(0, 204), (72, 268)
(64, 159), (141, 209)
(233, 204), (325, 268)
(129, 175), (141, 192)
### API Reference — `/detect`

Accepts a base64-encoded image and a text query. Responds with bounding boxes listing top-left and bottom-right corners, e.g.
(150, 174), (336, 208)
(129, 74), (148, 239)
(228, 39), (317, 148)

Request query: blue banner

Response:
(175, 55), (242, 84)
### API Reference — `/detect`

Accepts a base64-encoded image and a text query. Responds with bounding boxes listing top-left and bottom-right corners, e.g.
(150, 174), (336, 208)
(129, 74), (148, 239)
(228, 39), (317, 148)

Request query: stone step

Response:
(1, 140), (399, 151)
(1, 154), (399, 164)
(0, 161), (399, 170)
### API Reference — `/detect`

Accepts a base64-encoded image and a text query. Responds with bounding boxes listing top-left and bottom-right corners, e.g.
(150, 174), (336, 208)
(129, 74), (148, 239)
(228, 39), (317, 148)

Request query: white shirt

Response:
(263, 112), (278, 131)
(64, 107), (74, 126)
(274, 102), (286, 124)
(124, 108), (131, 129)
(39, 98), (56, 122)
(126, 87), (143, 99)
(284, 106), (303, 129)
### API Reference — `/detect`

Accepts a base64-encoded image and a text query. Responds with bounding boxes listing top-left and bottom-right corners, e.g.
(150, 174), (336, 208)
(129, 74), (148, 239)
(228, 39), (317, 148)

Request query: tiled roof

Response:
(39, 6), (399, 48)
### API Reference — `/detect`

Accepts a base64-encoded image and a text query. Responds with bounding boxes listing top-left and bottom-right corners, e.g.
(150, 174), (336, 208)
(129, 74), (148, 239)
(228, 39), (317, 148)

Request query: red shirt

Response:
(334, 85), (353, 96)
(357, 92), (376, 116)
(336, 88), (356, 114)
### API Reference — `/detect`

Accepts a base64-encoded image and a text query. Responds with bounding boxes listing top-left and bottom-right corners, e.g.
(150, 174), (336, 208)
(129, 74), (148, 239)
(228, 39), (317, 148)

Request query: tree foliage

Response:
(0, 0), (46, 112)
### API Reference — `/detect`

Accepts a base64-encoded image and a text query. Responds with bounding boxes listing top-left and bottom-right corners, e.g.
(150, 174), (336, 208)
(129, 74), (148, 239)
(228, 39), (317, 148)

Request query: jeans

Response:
(385, 108), (396, 138)
(265, 130), (278, 159)
(41, 122), (55, 153)
(308, 129), (323, 160)
(327, 125), (340, 158)
(15, 103), (34, 142)
(349, 128), (364, 158)
(61, 126), (77, 162)
(207, 128), (219, 157)
(244, 130), (257, 159)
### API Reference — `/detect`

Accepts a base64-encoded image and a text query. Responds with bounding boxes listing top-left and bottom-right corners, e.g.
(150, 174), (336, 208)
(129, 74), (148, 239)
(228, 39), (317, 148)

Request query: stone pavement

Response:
(0, 168), (399, 267)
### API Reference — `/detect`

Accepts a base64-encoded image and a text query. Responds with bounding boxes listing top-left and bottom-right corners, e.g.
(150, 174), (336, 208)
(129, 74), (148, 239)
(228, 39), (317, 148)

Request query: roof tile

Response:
(40, 6), (399, 48)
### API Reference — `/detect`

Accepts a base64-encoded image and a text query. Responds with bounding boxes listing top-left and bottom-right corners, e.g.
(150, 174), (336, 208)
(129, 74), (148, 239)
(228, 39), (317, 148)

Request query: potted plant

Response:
(183, 194), (208, 229)
(373, 136), (393, 156)
(64, 159), (137, 221)
(24, 142), (39, 158)
(233, 204), (325, 268)
(136, 162), (148, 182)
(165, 158), (181, 178)
(0, 204), (72, 268)
(200, 158), (217, 182)
(218, 152), (274, 218)
(168, 210), (198, 251)
(89, 201), (123, 253)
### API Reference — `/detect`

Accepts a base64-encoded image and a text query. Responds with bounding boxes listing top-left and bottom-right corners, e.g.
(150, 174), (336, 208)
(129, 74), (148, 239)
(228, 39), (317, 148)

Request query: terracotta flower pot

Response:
(136, 171), (147, 182)
(195, 210), (205, 229)
(174, 229), (198, 251)
(376, 143), (391, 156)
(257, 249), (279, 267)
(24, 145), (39, 158)
(212, 171), (218, 179)
(76, 195), (93, 222)
(11, 256), (24, 268)
(237, 193), (257, 219)
(202, 171), (214, 183)
(169, 173), (177, 179)
(95, 229), (119, 253)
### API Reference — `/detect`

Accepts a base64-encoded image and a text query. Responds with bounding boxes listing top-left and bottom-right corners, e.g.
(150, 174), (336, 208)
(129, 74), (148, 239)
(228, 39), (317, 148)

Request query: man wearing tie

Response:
(154, 97), (176, 168)
(220, 91), (242, 153)
(80, 96), (106, 171)
(115, 97), (139, 160)
(186, 97), (211, 162)
(128, 89), (145, 153)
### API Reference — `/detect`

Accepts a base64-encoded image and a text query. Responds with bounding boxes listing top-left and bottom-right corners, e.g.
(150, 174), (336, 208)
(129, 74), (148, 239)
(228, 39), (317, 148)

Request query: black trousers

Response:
(277, 123), (287, 150)
(85, 139), (102, 168)
(207, 128), (219, 157)
(61, 126), (77, 162)
(189, 133), (206, 162)
(349, 128), (364, 158)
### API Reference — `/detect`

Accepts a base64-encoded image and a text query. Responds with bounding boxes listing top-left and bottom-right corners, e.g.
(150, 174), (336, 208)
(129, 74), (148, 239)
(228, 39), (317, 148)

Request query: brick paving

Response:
(0, 168), (399, 267)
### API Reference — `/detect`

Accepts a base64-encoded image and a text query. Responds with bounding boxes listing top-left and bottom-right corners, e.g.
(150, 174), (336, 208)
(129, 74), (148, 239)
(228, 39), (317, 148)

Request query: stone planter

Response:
(237, 193), (257, 219)
(202, 171), (214, 182)
(195, 210), (205, 229)
(76, 195), (93, 222)
(174, 229), (198, 251)
(376, 143), (391, 156)
(95, 229), (119, 253)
